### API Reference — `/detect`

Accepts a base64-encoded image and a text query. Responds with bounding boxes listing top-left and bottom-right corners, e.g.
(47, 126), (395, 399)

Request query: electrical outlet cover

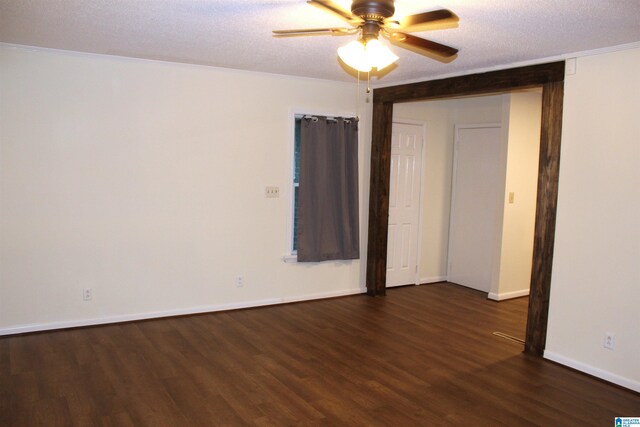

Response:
(604, 333), (615, 350)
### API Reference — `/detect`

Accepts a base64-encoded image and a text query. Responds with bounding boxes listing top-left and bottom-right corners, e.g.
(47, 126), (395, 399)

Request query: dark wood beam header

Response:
(373, 61), (565, 104)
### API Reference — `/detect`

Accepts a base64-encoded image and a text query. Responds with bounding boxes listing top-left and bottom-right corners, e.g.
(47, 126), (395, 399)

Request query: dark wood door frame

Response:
(365, 61), (565, 355)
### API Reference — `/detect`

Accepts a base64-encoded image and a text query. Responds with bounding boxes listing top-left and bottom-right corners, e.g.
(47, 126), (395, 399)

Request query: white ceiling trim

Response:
(5, 38), (640, 94)
(373, 40), (640, 89)
(0, 42), (358, 88)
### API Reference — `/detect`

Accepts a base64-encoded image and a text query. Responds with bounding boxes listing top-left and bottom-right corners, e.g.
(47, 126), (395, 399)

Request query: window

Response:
(292, 116), (301, 253)
(288, 113), (360, 262)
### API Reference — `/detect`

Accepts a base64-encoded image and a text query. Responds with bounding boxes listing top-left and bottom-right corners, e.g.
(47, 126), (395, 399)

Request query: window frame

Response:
(291, 114), (301, 255)
(284, 109), (357, 263)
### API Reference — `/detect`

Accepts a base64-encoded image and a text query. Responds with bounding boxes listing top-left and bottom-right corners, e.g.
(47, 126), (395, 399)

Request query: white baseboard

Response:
(488, 289), (530, 301)
(544, 350), (640, 393)
(419, 276), (447, 284)
(0, 287), (365, 336)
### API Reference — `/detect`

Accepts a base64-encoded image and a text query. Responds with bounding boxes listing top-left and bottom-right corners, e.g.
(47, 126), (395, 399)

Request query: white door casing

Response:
(386, 122), (424, 287)
(447, 125), (502, 292)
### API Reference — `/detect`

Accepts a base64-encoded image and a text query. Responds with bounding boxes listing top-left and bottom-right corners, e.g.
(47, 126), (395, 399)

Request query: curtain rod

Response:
(298, 114), (358, 123)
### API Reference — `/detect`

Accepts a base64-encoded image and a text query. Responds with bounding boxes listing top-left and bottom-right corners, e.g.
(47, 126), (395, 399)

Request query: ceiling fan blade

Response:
(273, 27), (357, 37)
(307, 0), (360, 24)
(389, 32), (458, 58)
(397, 9), (458, 30)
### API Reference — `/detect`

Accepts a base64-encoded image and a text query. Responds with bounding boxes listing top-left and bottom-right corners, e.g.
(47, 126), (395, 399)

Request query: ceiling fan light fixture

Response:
(338, 38), (398, 72)
(275, 1), (459, 76)
(364, 38), (398, 70)
(338, 40), (372, 72)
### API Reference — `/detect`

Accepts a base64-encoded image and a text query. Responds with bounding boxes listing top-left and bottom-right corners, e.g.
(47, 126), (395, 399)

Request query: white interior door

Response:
(386, 122), (424, 287)
(447, 125), (502, 292)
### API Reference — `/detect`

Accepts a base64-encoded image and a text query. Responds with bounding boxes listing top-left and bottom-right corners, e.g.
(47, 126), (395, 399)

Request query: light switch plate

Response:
(265, 186), (279, 198)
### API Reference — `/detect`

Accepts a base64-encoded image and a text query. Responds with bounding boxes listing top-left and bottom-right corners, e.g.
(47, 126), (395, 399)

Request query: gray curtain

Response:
(297, 116), (359, 262)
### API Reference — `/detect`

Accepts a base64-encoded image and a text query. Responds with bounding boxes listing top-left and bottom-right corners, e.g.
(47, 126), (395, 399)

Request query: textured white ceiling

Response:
(1, 0), (640, 85)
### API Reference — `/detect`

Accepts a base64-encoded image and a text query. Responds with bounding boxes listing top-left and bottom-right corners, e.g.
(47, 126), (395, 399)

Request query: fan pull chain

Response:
(356, 70), (360, 120)
(367, 71), (371, 94)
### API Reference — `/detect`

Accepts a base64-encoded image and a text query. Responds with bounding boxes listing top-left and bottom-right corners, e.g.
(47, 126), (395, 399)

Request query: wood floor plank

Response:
(1, 283), (639, 426)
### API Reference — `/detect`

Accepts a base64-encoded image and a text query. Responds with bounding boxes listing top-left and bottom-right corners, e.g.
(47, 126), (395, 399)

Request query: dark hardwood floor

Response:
(1, 282), (638, 426)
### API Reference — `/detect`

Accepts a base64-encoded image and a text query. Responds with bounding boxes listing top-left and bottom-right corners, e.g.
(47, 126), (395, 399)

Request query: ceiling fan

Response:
(273, 0), (459, 72)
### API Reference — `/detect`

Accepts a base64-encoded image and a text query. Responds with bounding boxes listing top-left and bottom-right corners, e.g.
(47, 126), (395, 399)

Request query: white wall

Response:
(545, 48), (640, 391)
(393, 95), (504, 283)
(0, 45), (368, 334)
(490, 91), (541, 300)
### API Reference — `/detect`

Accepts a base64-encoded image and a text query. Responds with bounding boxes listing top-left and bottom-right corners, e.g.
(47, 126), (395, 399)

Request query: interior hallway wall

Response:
(490, 91), (542, 300)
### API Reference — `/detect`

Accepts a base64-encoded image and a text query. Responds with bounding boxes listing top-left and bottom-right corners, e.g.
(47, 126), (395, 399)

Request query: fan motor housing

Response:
(351, 0), (395, 20)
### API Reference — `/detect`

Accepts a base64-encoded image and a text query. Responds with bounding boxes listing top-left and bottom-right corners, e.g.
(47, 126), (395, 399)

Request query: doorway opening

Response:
(387, 90), (543, 342)
(367, 62), (565, 355)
